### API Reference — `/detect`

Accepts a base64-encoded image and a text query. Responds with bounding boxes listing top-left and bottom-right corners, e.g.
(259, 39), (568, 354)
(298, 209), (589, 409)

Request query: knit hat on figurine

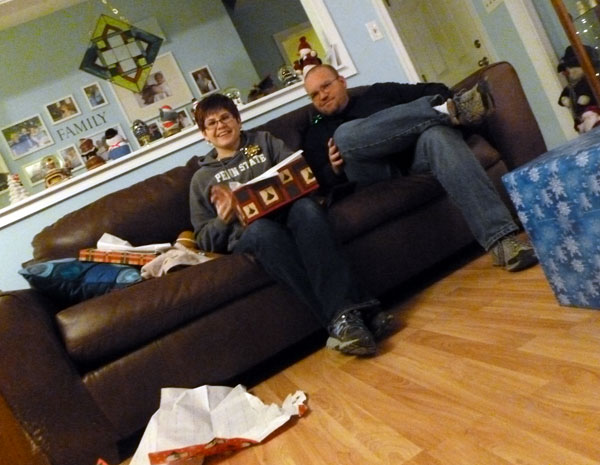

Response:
(557, 45), (600, 72)
(298, 36), (314, 58)
(105, 128), (124, 147)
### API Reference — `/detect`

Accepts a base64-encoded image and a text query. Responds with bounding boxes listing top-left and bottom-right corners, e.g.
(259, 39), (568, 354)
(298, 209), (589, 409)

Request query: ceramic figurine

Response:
(105, 128), (132, 160)
(79, 138), (106, 170)
(132, 119), (151, 146)
(278, 64), (301, 87)
(7, 173), (29, 204)
(159, 105), (181, 138)
(296, 36), (322, 77)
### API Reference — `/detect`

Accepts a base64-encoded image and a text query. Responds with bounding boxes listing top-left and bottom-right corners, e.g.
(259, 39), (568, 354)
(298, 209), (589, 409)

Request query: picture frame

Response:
(273, 21), (327, 66)
(1, 114), (54, 160)
(82, 82), (108, 110)
(176, 107), (194, 129)
(21, 154), (64, 187)
(58, 144), (85, 172)
(0, 154), (8, 192)
(111, 51), (194, 123)
(45, 95), (81, 125)
(146, 120), (164, 142)
(189, 65), (219, 96)
(81, 124), (128, 160)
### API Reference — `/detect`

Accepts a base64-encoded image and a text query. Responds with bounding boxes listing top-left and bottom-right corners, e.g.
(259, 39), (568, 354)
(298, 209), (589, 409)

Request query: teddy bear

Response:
(557, 45), (600, 133)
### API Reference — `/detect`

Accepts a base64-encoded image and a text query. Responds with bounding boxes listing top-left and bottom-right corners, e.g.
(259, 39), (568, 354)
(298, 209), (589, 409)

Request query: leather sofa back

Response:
(31, 156), (200, 263)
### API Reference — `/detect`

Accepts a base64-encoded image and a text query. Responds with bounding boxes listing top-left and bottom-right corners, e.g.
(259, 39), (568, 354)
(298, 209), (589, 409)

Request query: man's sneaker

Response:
(449, 78), (495, 126)
(490, 234), (538, 272)
(326, 309), (376, 356)
(367, 310), (395, 341)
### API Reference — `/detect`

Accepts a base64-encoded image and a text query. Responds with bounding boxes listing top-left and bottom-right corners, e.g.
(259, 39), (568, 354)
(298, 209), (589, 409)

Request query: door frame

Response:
(371, 0), (572, 139)
(503, 0), (573, 139)
(370, 0), (499, 84)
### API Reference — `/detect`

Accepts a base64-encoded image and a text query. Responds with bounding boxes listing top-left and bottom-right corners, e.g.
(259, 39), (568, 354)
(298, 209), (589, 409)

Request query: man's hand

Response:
(328, 138), (344, 175)
(210, 184), (238, 224)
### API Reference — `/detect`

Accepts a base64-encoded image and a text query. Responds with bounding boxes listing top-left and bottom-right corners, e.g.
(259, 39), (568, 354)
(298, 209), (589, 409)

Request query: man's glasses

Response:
(308, 78), (337, 101)
(204, 113), (234, 130)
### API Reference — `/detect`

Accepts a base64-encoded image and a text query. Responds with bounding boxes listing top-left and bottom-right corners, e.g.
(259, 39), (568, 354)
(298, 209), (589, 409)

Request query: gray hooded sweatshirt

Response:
(189, 130), (292, 252)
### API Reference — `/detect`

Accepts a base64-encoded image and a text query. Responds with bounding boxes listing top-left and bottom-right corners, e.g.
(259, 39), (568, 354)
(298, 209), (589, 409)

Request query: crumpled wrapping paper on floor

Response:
(128, 384), (307, 465)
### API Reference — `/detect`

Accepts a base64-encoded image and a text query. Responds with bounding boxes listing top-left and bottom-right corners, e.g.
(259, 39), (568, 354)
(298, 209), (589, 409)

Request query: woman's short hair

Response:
(194, 93), (241, 131)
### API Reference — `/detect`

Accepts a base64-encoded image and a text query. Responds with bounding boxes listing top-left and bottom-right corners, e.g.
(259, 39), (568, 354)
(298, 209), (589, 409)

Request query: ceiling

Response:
(0, 0), (87, 31)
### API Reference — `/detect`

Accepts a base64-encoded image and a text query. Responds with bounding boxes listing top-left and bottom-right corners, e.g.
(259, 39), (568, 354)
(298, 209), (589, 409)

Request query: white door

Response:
(384, 0), (494, 86)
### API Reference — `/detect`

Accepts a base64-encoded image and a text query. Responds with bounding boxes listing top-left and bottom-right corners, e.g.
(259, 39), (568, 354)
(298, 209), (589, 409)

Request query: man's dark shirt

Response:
(302, 81), (451, 193)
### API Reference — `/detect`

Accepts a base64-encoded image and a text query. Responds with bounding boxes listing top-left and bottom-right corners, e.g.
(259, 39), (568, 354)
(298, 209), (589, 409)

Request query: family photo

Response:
(135, 71), (173, 107)
(58, 144), (84, 171)
(82, 82), (107, 109)
(0, 155), (8, 191)
(45, 95), (81, 124)
(111, 52), (193, 124)
(1, 114), (54, 159)
(190, 66), (218, 95)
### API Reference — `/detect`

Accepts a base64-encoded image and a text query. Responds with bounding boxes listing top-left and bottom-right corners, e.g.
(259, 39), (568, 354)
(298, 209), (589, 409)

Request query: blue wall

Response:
(0, 0), (568, 290)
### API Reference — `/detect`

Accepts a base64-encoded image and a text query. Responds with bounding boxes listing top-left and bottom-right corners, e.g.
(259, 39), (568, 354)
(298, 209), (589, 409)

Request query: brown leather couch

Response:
(0, 62), (546, 465)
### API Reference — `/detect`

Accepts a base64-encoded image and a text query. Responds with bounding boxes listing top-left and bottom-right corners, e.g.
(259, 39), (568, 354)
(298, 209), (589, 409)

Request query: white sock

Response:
(433, 101), (450, 115)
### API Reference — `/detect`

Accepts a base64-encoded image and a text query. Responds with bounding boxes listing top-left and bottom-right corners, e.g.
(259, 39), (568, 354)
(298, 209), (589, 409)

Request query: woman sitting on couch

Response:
(189, 93), (392, 356)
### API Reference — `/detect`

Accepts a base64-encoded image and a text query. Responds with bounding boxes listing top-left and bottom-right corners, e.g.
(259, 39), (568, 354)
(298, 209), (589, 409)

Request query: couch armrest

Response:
(0, 290), (120, 465)
(453, 61), (547, 170)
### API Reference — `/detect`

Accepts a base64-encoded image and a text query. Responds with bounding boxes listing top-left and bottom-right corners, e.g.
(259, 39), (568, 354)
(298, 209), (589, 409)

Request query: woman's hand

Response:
(210, 184), (238, 224)
(328, 138), (344, 175)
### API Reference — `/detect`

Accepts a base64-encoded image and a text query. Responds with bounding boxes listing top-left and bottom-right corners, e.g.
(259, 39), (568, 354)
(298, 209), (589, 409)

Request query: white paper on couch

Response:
(129, 384), (307, 465)
(96, 233), (172, 254)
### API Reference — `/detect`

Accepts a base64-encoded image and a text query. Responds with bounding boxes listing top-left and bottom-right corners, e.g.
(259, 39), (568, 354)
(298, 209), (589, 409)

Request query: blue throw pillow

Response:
(19, 258), (142, 305)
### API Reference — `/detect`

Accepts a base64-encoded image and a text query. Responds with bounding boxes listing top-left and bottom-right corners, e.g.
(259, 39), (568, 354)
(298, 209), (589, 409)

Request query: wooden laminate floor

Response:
(126, 249), (600, 465)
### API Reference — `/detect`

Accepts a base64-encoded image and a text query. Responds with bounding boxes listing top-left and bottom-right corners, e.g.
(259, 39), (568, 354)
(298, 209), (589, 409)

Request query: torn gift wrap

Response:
(129, 384), (307, 465)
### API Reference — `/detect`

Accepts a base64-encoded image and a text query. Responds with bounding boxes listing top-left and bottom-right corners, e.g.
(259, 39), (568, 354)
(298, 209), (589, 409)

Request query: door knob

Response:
(478, 57), (489, 67)
(474, 39), (481, 48)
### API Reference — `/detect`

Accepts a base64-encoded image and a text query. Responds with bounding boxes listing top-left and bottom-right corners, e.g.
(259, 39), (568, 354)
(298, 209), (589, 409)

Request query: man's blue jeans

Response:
(333, 95), (517, 250)
(232, 197), (378, 326)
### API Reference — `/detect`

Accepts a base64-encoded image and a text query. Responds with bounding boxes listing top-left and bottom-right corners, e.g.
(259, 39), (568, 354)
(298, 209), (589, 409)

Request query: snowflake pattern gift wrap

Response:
(502, 128), (600, 309)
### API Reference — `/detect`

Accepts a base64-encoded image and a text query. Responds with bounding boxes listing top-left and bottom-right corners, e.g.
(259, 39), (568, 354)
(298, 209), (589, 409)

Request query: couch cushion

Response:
(19, 259), (142, 306)
(55, 254), (273, 366)
(328, 174), (444, 242)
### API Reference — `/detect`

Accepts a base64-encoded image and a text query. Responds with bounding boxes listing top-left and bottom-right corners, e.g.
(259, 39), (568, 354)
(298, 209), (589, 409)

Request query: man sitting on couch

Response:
(302, 64), (537, 272)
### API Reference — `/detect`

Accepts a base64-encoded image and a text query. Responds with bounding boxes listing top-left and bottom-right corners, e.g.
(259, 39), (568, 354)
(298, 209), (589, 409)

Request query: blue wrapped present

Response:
(502, 128), (600, 309)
